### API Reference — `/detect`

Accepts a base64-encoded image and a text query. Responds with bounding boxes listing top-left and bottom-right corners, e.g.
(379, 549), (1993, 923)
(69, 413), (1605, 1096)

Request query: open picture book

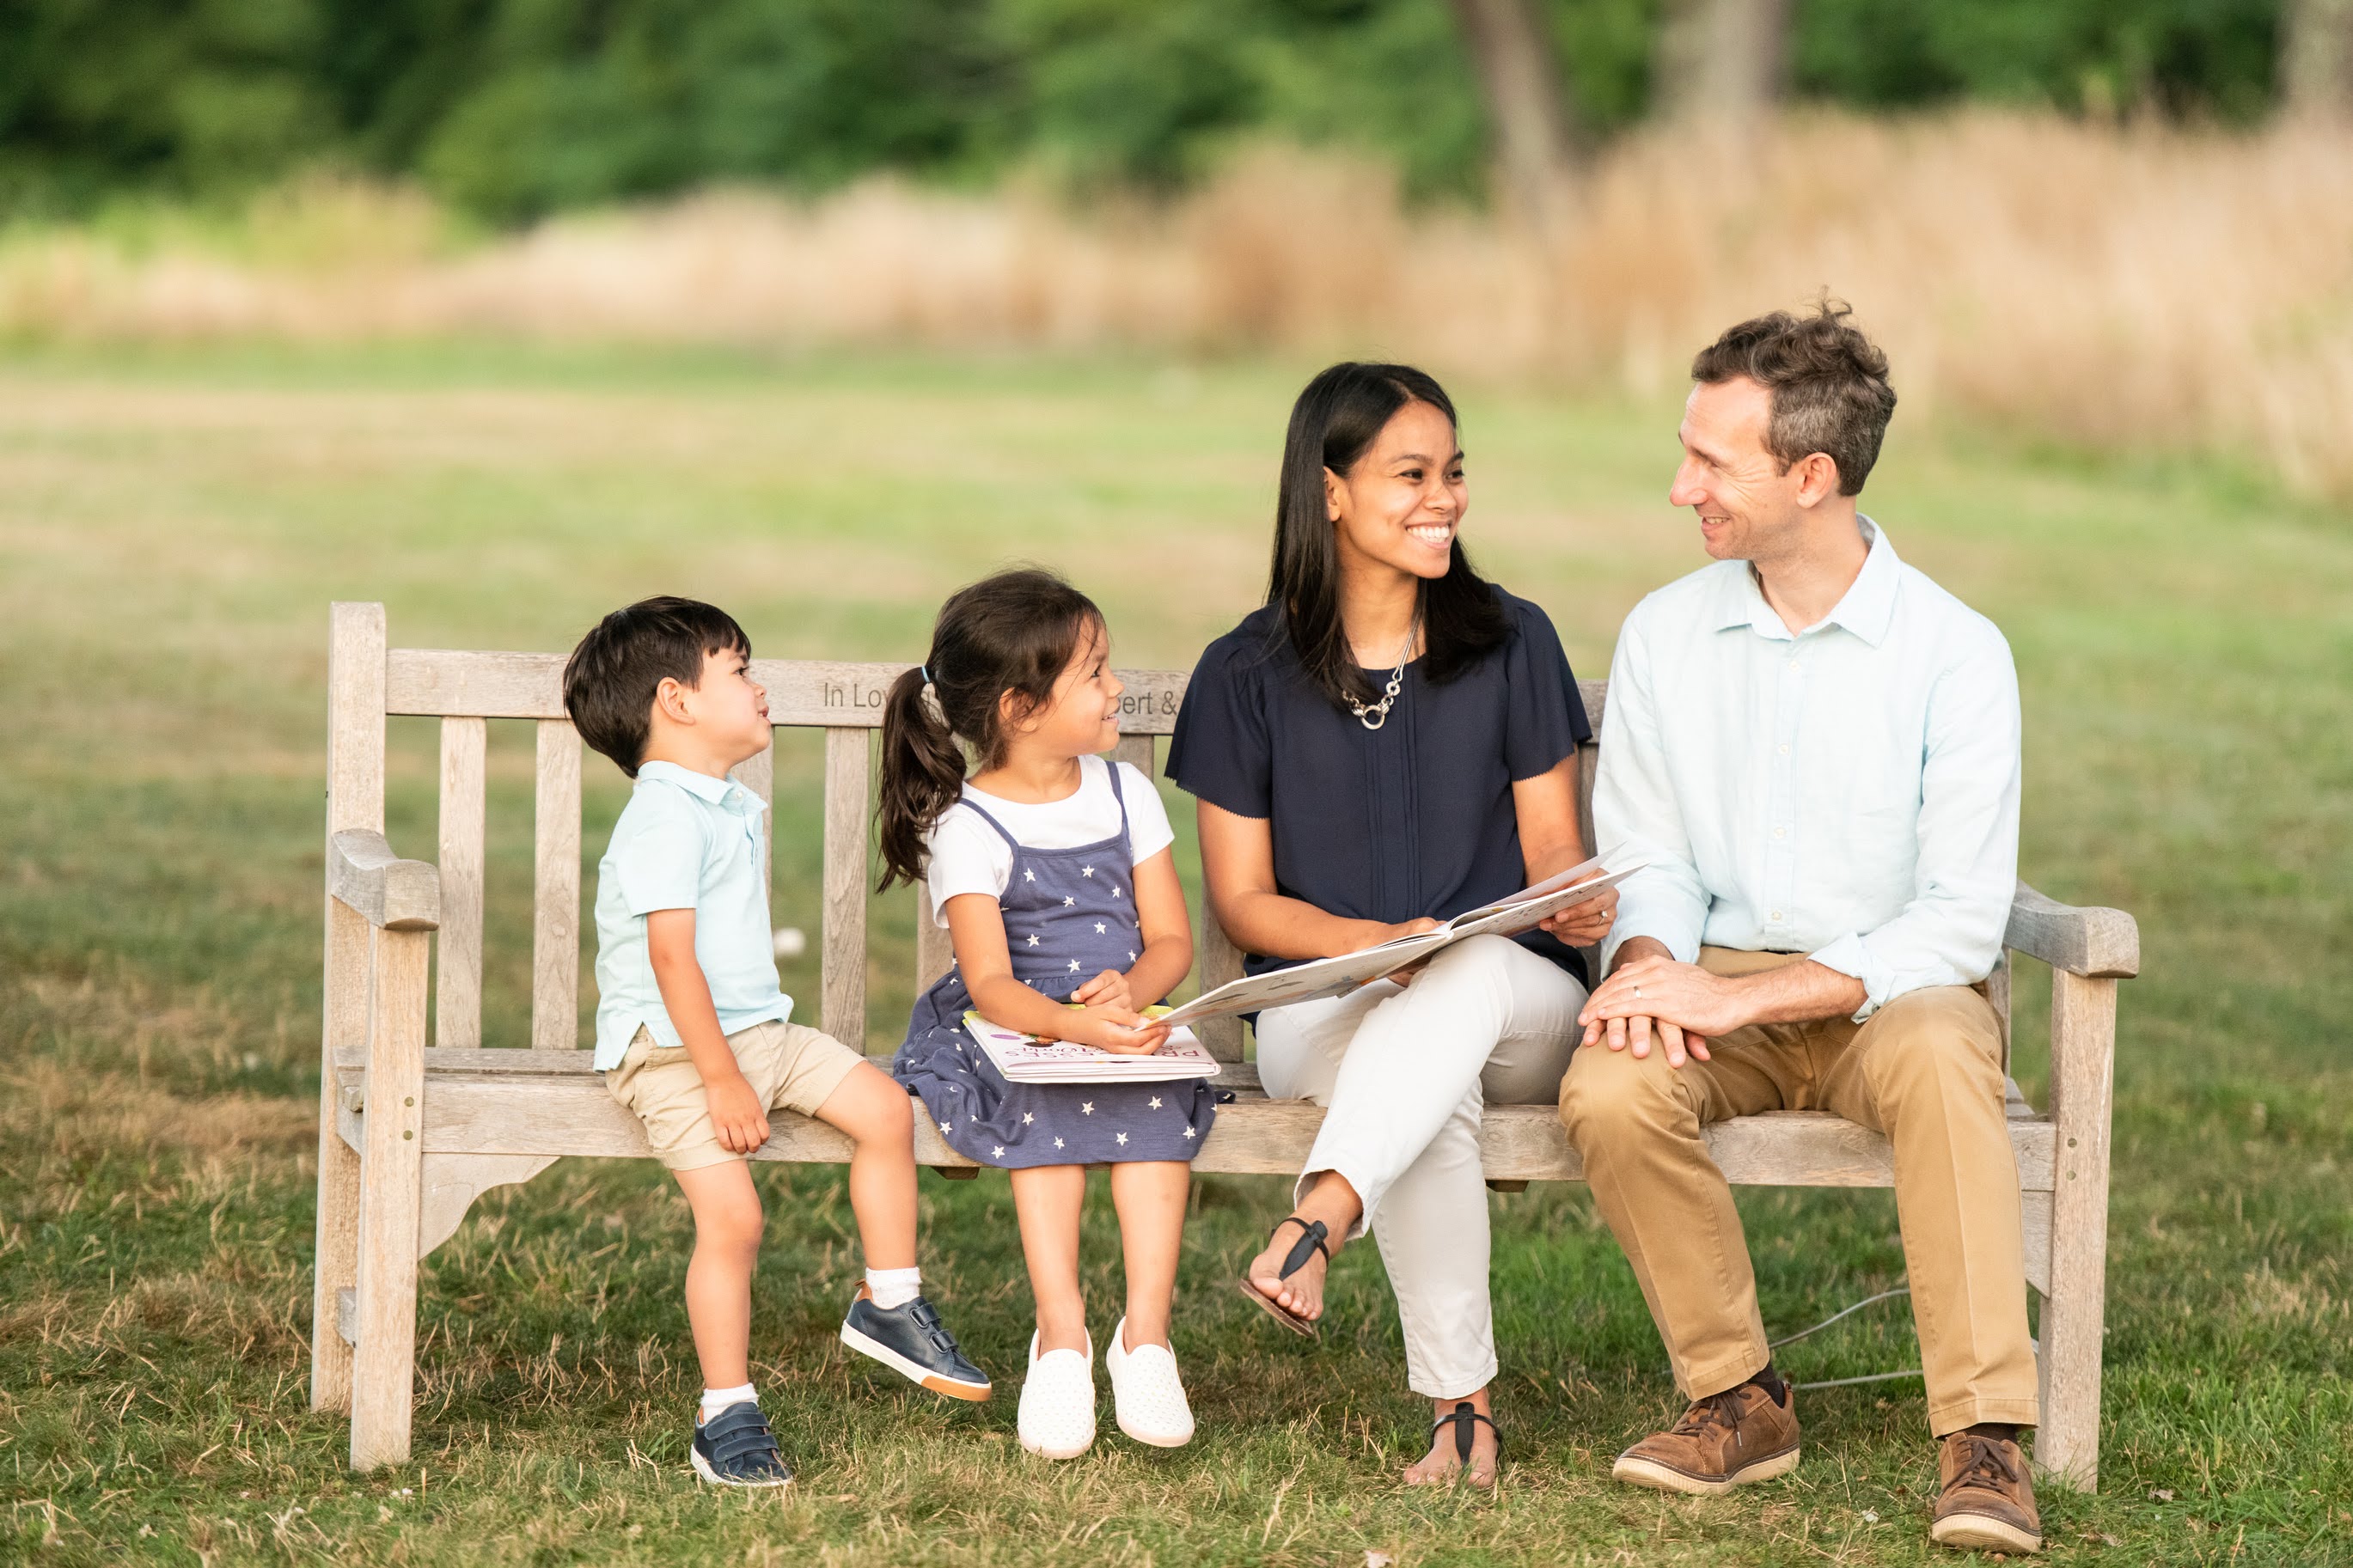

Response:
(962, 1007), (1224, 1083)
(1151, 856), (1647, 1028)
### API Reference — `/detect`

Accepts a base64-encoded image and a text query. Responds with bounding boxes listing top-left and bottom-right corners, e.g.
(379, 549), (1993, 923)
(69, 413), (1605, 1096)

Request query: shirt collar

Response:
(1711, 516), (1901, 648)
(637, 760), (766, 813)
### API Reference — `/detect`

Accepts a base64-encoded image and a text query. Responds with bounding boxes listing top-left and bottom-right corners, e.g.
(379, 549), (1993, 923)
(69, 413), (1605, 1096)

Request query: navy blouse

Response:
(1165, 589), (1593, 984)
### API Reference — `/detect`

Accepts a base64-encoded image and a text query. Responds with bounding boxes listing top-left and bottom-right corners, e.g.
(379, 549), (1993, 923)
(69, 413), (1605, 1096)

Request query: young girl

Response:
(878, 568), (1211, 1461)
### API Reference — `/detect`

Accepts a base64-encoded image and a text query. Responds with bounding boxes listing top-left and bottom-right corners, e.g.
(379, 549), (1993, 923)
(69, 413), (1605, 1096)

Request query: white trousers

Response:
(1254, 934), (1586, 1400)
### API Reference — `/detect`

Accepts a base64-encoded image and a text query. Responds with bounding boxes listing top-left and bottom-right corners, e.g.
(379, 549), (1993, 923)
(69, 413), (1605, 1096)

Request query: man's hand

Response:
(1071, 968), (1135, 1012)
(1576, 939), (1741, 1070)
(705, 1072), (772, 1153)
(1539, 886), (1619, 947)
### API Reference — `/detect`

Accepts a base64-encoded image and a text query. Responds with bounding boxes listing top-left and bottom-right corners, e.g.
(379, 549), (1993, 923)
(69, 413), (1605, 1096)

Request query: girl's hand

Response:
(1071, 1005), (1170, 1055)
(1071, 968), (1135, 1012)
(1541, 885), (1619, 947)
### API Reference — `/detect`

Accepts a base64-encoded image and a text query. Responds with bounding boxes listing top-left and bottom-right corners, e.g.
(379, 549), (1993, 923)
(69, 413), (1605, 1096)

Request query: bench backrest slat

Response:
(821, 729), (872, 1046)
(348, 608), (1614, 1063)
(435, 717), (489, 1050)
(388, 649), (1193, 733)
(531, 719), (584, 1052)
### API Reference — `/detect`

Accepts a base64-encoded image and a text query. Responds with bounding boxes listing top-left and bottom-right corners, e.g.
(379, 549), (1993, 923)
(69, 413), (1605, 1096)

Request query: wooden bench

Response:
(309, 601), (2138, 1487)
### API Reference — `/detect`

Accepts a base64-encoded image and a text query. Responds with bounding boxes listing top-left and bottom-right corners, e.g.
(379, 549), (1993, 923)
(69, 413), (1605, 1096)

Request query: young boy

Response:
(564, 596), (990, 1488)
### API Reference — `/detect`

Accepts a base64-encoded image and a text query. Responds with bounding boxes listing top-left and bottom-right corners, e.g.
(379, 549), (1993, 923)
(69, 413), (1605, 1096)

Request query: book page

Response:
(1158, 858), (1647, 1028)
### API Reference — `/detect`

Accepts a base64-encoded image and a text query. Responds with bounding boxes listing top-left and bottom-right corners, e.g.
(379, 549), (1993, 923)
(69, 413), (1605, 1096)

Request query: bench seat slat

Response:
(347, 1064), (2056, 1190)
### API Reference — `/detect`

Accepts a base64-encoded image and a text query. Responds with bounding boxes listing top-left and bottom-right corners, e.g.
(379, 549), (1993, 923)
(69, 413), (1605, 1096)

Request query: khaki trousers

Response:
(1557, 948), (2039, 1436)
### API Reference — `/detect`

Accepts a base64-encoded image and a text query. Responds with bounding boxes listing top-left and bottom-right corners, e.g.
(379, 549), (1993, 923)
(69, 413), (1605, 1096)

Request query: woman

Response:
(1164, 362), (1615, 1486)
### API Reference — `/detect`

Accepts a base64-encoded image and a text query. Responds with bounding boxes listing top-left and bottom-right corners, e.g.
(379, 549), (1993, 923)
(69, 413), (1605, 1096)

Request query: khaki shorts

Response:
(605, 1018), (866, 1171)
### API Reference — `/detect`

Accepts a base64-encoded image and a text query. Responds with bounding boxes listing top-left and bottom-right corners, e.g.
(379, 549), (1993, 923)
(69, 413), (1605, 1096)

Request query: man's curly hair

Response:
(1691, 297), (1897, 496)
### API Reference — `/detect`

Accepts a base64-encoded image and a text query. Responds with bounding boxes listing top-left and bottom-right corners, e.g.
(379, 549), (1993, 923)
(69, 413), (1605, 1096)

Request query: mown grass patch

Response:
(3, 345), (2349, 1565)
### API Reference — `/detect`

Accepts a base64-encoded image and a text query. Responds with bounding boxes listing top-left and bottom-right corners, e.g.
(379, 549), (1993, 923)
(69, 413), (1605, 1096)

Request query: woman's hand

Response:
(1341, 915), (1443, 955)
(1540, 885), (1618, 947)
(1071, 968), (1135, 1012)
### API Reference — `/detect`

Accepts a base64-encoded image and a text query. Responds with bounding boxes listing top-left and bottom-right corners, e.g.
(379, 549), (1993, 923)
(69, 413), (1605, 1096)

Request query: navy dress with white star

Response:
(893, 764), (1215, 1169)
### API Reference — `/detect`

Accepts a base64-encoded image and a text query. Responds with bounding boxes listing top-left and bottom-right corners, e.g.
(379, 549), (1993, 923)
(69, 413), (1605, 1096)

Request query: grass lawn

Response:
(2, 343), (2348, 1565)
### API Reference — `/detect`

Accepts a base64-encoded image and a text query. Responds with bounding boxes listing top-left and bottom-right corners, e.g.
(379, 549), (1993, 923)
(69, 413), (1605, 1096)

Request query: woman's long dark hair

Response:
(876, 567), (1103, 892)
(1267, 362), (1508, 708)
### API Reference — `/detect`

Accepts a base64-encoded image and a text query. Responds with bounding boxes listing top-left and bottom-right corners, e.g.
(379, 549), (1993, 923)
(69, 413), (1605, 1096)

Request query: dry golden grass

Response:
(6, 111), (2353, 497)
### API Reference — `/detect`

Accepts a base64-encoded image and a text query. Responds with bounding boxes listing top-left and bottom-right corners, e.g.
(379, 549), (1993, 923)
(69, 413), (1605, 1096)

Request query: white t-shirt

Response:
(922, 756), (1175, 926)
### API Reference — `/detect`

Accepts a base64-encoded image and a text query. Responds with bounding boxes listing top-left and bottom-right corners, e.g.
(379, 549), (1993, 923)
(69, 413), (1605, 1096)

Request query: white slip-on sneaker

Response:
(1103, 1316), (1195, 1448)
(1017, 1329), (1097, 1460)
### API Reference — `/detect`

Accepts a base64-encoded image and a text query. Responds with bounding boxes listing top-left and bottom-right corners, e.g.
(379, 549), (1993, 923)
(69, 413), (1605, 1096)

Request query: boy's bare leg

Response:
(1107, 1162), (1189, 1350)
(1010, 1164), (1089, 1354)
(811, 1063), (918, 1271)
(671, 1161), (765, 1388)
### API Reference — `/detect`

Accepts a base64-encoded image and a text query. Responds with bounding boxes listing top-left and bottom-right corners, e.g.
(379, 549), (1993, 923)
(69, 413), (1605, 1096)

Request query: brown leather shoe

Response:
(1929, 1431), (2043, 1553)
(1610, 1381), (1800, 1496)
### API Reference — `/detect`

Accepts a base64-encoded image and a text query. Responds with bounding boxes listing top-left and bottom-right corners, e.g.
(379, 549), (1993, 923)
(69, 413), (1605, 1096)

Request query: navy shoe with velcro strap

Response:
(840, 1287), (992, 1400)
(690, 1400), (793, 1488)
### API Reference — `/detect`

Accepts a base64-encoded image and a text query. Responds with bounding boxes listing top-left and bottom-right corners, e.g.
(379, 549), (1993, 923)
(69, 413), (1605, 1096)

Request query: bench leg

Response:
(311, 900), (367, 1413)
(310, 1096), (363, 1412)
(2034, 971), (2116, 1492)
(349, 928), (430, 1472)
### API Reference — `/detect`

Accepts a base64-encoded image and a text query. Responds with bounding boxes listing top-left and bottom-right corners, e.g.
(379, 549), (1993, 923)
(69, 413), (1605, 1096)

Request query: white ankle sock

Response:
(865, 1266), (922, 1310)
(700, 1383), (756, 1420)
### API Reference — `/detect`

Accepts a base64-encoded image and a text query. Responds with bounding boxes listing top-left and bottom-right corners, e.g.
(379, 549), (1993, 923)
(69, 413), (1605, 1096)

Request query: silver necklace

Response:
(1348, 618), (1419, 731)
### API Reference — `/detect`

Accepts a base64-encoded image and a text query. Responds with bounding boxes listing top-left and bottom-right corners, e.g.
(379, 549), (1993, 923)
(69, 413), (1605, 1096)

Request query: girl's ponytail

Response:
(877, 663), (969, 891)
(872, 567), (1104, 893)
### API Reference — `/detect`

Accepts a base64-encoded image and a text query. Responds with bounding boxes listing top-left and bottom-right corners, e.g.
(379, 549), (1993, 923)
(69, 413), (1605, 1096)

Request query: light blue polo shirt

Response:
(591, 760), (794, 1070)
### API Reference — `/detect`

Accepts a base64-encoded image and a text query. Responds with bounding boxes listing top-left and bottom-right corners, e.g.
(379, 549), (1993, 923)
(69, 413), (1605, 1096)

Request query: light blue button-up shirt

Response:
(1593, 519), (2020, 1021)
(591, 760), (793, 1070)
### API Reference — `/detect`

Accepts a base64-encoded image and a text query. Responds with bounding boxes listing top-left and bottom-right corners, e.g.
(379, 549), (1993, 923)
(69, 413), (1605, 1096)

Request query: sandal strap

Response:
(1271, 1216), (1330, 1281)
(1430, 1400), (1502, 1465)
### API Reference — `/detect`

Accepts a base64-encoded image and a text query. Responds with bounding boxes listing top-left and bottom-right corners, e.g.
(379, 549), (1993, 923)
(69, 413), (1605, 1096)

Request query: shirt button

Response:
(1777, 743), (1791, 755)
(1787, 660), (1801, 673)
(1770, 910), (1785, 922)
(1772, 826), (1788, 839)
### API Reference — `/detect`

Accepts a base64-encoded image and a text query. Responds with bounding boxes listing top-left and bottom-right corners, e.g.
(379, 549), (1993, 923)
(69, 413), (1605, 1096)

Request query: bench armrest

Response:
(330, 829), (441, 931)
(2006, 880), (2137, 979)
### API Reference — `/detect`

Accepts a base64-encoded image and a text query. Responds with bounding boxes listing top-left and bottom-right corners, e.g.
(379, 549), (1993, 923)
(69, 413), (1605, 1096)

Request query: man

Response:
(1560, 302), (2042, 1554)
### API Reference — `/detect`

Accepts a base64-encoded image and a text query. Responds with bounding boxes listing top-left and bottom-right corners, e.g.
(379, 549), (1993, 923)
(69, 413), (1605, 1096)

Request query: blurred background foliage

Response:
(0, 0), (2300, 223)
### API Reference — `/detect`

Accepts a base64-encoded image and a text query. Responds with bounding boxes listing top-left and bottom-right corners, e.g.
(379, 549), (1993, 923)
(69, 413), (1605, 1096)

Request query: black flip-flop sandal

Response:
(1237, 1215), (1329, 1339)
(1426, 1400), (1503, 1485)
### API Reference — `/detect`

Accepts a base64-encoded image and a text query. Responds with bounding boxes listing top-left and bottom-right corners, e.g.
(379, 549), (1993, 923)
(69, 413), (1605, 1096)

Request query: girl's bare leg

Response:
(1010, 1164), (1089, 1354)
(1107, 1162), (1189, 1349)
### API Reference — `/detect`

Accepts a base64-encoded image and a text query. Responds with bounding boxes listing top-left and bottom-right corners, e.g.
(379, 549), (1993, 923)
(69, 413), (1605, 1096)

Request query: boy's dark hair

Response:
(875, 568), (1103, 892)
(561, 597), (752, 778)
(1268, 362), (1508, 711)
(1690, 297), (1898, 496)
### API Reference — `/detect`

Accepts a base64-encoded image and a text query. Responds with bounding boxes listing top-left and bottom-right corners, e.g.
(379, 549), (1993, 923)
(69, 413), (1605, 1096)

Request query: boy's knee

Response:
(696, 1189), (766, 1256)
(852, 1071), (913, 1161)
